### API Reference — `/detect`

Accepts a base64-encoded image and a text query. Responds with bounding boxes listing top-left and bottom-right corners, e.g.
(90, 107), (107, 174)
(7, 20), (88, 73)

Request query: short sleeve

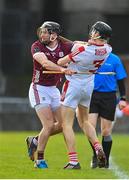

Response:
(31, 43), (41, 56)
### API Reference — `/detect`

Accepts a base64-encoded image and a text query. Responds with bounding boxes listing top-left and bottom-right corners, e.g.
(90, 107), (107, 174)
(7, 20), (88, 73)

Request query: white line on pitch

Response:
(110, 156), (129, 179)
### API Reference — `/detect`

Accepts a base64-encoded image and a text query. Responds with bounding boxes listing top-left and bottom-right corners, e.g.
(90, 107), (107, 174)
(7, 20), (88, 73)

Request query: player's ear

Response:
(50, 33), (57, 42)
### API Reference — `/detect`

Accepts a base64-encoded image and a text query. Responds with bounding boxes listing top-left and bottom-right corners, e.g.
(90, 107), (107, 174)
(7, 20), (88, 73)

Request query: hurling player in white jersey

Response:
(58, 21), (112, 169)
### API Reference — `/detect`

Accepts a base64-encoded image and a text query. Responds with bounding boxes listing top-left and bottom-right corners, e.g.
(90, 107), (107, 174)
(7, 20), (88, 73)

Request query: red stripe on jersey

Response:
(68, 54), (75, 62)
(68, 46), (85, 62)
(33, 84), (40, 105)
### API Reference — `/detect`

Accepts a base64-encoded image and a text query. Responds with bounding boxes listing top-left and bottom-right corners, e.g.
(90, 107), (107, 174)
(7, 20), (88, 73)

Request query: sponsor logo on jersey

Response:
(105, 63), (112, 66)
(45, 52), (50, 56)
(95, 48), (107, 56)
(34, 47), (40, 53)
(59, 51), (64, 57)
(51, 52), (56, 56)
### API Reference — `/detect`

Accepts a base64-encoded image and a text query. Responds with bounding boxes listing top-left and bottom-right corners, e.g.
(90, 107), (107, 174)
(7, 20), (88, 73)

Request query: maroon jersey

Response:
(31, 40), (73, 86)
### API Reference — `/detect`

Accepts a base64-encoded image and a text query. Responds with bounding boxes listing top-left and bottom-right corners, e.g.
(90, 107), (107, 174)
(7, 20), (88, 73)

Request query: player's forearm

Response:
(43, 60), (64, 71)
(33, 52), (64, 71)
(58, 55), (71, 66)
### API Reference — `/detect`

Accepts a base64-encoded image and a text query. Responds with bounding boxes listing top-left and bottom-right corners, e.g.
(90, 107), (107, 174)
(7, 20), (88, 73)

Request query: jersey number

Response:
(89, 59), (104, 73)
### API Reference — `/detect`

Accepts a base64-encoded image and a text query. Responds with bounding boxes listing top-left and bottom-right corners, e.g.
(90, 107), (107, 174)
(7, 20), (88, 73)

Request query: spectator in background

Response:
(88, 53), (127, 168)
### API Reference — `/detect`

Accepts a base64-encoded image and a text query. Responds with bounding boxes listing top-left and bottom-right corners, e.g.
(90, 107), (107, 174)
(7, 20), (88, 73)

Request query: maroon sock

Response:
(37, 151), (44, 160)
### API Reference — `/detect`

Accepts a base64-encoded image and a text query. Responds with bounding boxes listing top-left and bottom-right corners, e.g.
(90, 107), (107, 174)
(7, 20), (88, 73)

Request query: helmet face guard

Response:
(89, 21), (112, 40)
(89, 28), (101, 40)
(37, 21), (61, 37)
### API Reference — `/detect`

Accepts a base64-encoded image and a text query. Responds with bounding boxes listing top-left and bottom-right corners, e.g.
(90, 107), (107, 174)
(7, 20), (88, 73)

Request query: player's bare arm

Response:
(33, 52), (65, 71)
(57, 55), (71, 66)
(58, 45), (85, 66)
(33, 52), (75, 75)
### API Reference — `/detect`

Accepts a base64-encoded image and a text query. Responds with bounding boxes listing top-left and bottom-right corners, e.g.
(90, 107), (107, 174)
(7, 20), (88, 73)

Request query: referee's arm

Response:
(117, 78), (127, 110)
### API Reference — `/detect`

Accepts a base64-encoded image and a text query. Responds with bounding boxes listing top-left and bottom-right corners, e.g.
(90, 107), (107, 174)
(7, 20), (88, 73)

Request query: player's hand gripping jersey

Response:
(66, 43), (112, 85)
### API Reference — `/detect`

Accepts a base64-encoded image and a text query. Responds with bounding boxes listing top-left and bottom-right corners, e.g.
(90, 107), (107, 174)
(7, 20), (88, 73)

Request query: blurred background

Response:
(0, 0), (129, 132)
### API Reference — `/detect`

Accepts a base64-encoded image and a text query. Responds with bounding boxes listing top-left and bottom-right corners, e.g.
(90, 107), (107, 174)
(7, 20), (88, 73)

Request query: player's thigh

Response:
(77, 104), (88, 121)
(88, 113), (98, 128)
(101, 117), (113, 135)
(61, 105), (75, 127)
(36, 106), (54, 129)
(76, 105), (88, 129)
(52, 106), (62, 124)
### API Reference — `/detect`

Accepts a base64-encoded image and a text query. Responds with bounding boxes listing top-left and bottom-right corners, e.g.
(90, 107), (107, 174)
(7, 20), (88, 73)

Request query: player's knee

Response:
(57, 120), (62, 128)
(56, 121), (63, 131)
(45, 122), (54, 134)
(78, 121), (83, 130)
(101, 128), (111, 136)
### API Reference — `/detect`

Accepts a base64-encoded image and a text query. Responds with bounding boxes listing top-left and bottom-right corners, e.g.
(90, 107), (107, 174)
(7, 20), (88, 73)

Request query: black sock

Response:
(102, 136), (112, 165)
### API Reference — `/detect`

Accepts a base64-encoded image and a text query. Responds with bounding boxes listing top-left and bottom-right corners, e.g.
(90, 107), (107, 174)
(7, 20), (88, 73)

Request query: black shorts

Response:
(89, 91), (117, 121)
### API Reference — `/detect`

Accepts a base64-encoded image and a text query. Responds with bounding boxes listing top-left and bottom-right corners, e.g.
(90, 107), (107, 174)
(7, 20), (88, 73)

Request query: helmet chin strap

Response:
(90, 35), (107, 43)
(91, 36), (101, 40)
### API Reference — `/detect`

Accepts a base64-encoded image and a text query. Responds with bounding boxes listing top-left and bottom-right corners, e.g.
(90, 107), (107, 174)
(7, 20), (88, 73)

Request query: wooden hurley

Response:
(42, 70), (116, 75)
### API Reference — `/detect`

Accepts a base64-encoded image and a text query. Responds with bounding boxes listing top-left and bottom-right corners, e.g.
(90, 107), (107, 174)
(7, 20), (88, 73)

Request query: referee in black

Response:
(88, 53), (127, 168)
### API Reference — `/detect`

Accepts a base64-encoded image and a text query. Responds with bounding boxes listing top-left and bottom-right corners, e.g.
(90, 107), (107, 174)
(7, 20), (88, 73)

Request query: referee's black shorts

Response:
(89, 91), (117, 121)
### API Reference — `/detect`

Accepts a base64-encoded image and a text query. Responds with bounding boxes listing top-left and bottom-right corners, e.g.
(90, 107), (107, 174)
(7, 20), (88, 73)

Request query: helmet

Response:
(89, 21), (112, 40)
(37, 21), (61, 36)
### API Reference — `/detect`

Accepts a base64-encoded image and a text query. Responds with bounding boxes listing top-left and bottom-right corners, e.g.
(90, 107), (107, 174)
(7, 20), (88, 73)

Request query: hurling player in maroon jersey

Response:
(26, 21), (75, 168)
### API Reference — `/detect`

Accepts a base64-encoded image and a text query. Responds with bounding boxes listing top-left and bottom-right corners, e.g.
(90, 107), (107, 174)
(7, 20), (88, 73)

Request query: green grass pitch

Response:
(0, 132), (129, 179)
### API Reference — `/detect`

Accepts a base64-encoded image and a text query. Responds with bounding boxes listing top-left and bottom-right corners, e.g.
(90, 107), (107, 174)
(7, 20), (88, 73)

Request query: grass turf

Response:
(0, 132), (128, 179)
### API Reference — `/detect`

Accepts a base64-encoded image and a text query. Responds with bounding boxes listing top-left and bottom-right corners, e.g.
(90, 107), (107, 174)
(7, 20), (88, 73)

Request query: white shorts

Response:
(62, 81), (94, 109)
(29, 83), (61, 111)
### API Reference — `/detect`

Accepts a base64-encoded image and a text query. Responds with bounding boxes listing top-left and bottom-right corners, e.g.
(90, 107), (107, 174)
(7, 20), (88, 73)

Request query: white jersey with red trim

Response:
(66, 43), (112, 85)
